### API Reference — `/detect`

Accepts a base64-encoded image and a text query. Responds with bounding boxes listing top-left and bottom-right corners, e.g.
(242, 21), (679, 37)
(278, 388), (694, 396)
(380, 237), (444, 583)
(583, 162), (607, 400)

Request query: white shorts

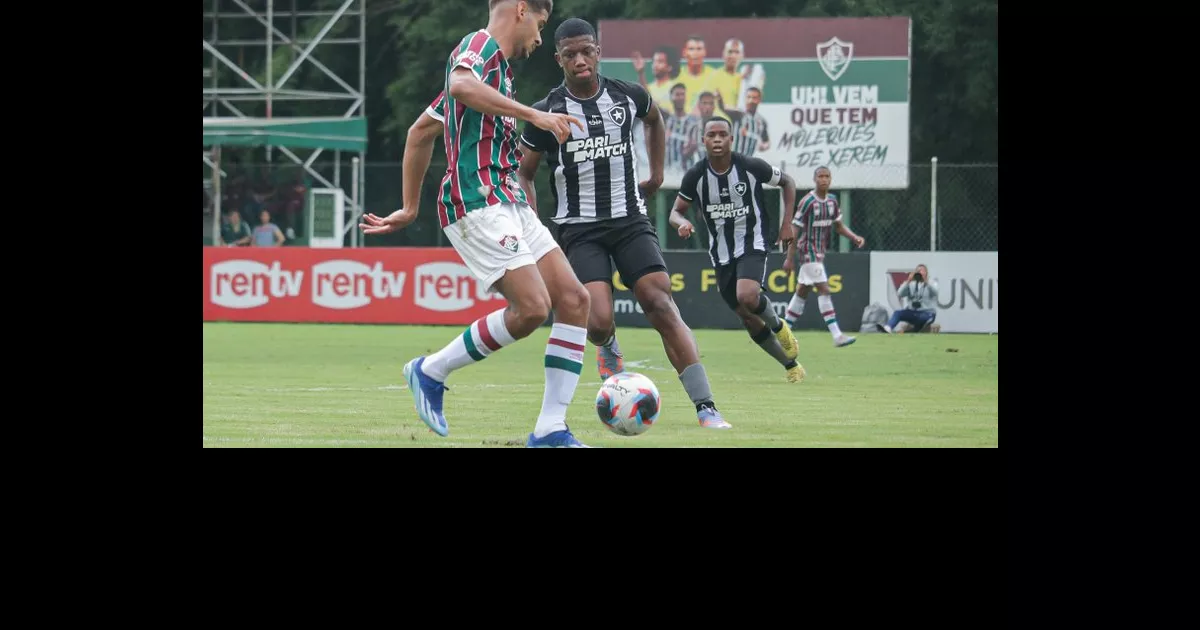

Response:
(442, 202), (559, 291)
(797, 262), (829, 286)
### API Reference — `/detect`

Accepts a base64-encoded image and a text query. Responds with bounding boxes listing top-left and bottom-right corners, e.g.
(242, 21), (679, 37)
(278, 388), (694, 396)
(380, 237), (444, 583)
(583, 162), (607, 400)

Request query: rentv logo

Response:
(211, 260), (304, 309)
(413, 262), (501, 312)
(312, 260), (406, 310)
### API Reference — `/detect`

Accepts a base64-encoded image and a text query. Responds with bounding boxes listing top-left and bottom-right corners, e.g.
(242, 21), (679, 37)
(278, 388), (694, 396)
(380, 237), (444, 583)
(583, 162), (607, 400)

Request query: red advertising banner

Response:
(203, 247), (508, 325)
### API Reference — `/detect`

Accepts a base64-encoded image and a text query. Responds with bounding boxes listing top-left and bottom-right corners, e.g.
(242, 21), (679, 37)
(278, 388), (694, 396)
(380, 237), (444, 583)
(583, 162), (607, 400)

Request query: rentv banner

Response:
(599, 17), (911, 189)
(203, 247), (508, 325)
(869, 252), (998, 333)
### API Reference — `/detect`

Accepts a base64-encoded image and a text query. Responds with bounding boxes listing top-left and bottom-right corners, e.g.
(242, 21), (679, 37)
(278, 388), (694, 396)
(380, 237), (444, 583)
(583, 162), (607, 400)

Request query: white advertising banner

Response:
(869, 252), (997, 333)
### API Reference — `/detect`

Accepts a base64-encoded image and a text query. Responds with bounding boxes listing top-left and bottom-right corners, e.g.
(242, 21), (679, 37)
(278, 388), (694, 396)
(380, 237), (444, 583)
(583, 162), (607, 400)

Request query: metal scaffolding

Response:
(203, 0), (367, 246)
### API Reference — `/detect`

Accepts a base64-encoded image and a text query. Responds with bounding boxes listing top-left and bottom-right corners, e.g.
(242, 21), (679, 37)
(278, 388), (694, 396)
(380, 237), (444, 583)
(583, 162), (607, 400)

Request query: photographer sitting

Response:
(881, 264), (940, 334)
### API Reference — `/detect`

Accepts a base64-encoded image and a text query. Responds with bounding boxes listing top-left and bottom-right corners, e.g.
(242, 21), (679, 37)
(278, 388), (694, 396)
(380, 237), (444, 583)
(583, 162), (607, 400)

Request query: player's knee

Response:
(640, 290), (676, 323)
(555, 281), (590, 322)
(587, 308), (613, 342)
(511, 294), (552, 339)
(736, 289), (760, 312)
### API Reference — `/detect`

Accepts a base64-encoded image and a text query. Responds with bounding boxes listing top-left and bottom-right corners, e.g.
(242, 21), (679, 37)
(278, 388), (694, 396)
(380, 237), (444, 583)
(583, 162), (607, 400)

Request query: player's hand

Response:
(782, 255), (794, 272)
(631, 51), (645, 74)
(534, 111), (585, 143)
(359, 208), (415, 235)
(677, 220), (694, 239)
(852, 235), (865, 248)
(639, 174), (663, 198)
(776, 223), (795, 248)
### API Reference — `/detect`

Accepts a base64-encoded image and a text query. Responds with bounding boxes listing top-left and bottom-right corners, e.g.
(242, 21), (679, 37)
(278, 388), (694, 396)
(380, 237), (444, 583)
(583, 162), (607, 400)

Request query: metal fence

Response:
(204, 157), (996, 252)
(784, 161), (998, 252)
(844, 160), (1003, 252)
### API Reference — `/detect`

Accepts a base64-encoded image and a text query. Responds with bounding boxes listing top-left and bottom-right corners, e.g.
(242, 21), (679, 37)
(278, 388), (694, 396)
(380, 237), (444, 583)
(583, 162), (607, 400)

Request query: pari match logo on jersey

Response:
(598, 17), (911, 189)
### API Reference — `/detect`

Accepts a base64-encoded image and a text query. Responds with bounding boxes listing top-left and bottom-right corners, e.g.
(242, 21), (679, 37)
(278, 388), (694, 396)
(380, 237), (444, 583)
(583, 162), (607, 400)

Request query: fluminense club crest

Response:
(816, 36), (854, 81)
(499, 234), (520, 253)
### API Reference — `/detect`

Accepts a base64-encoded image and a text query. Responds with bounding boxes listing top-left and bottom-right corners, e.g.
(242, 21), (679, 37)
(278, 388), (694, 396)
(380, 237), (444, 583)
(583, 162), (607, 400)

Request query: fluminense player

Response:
(358, 0), (596, 448)
(782, 165), (864, 347)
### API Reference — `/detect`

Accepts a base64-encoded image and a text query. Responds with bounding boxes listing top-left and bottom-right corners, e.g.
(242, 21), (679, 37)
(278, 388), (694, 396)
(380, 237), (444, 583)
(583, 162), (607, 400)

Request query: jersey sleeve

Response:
(628, 82), (652, 118)
(425, 91), (446, 122)
(829, 194), (843, 222)
(519, 98), (557, 153)
(605, 77), (652, 118)
(677, 164), (703, 203)
(793, 195), (814, 227)
(746, 156), (782, 186)
(450, 31), (499, 81)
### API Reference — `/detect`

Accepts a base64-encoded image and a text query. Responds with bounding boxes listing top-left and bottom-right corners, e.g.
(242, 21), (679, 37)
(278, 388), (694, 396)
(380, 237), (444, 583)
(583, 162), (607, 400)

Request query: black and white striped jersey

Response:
(662, 110), (702, 173)
(520, 76), (651, 224)
(727, 109), (770, 157)
(677, 152), (783, 267)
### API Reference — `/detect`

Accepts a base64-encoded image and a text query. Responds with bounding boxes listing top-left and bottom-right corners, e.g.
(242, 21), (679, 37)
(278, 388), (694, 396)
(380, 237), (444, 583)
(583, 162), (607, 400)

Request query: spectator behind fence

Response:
(880, 264), (940, 334)
(252, 210), (286, 247)
(219, 209), (252, 247)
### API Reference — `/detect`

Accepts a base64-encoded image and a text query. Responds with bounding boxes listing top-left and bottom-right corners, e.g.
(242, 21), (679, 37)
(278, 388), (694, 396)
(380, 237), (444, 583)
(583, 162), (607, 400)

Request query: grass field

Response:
(202, 322), (998, 448)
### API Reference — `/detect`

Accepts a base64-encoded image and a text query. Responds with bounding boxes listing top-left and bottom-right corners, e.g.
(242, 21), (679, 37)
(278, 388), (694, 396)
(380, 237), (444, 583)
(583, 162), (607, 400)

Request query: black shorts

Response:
(714, 251), (768, 310)
(554, 213), (668, 288)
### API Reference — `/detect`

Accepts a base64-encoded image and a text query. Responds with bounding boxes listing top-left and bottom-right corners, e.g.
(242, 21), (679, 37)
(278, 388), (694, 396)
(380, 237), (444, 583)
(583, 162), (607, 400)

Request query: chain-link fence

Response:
(204, 153), (996, 252)
(780, 161), (997, 252)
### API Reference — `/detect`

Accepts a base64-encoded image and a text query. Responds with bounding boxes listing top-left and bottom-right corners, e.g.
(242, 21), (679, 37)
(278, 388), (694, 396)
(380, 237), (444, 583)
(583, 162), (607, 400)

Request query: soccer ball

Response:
(595, 372), (661, 436)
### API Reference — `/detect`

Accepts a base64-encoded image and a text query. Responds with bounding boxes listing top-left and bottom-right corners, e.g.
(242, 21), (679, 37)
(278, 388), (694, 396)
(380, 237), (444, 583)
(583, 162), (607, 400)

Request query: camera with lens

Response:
(913, 272), (924, 282)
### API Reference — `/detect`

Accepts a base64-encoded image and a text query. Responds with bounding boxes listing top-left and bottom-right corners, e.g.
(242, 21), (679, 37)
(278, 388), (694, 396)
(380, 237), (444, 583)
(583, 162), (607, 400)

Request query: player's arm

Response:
(784, 197), (812, 270)
(630, 82), (665, 197)
(516, 147), (543, 213)
(758, 118), (770, 152)
(402, 107), (445, 212)
(670, 168), (702, 238)
(361, 94), (446, 235)
(517, 99), (560, 215)
(747, 157), (796, 246)
(832, 199), (865, 248)
(448, 67), (582, 142)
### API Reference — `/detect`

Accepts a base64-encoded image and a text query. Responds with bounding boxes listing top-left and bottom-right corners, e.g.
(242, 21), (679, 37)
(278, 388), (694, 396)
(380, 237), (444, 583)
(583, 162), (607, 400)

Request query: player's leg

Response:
(811, 264), (855, 347)
(615, 219), (730, 429)
(405, 204), (550, 436)
(742, 254), (798, 360)
(557, 221), (626, 380)
(585, 280), (626, 379)
(785, 283), (811, 329)
(515, 205), (593, 448)
(725, 257), (804, 382)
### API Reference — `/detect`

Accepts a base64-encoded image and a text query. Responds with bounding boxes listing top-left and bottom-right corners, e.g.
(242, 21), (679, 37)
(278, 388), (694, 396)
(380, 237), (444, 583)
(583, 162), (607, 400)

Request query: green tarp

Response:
(202, 116), (367, 152)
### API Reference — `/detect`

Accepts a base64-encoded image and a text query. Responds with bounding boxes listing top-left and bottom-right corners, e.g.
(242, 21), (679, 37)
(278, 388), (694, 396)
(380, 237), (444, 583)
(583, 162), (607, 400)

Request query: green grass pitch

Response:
(203, 322), (998, 448)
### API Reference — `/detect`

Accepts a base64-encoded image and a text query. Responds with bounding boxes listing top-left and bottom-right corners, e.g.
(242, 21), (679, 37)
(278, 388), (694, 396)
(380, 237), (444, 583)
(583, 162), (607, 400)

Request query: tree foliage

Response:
(364, 0), (995, 163)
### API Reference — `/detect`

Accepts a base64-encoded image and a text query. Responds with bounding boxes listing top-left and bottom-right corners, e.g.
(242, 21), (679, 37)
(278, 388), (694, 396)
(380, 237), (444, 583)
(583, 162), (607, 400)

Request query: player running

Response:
(358, 0), (595, 448)
(516, 18), (731, 429)
(782, 165), (865, 347)
(668, 117), (804, 383)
